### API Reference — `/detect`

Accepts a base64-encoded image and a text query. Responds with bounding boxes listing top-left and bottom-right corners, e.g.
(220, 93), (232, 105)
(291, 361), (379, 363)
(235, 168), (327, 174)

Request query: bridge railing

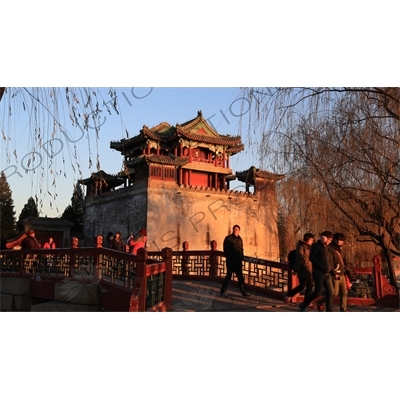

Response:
(148, 242), (398, 308)
(0, 242), (173, 311)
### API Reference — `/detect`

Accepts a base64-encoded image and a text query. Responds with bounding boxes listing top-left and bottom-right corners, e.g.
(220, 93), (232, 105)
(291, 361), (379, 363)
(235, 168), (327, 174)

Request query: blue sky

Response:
(1, 87), (262, 217)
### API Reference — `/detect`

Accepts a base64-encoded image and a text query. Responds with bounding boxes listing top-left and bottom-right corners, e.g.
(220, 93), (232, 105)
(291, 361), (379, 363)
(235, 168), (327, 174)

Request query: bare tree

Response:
(0, 87), (119, 214)
(241, 87), (400, 289)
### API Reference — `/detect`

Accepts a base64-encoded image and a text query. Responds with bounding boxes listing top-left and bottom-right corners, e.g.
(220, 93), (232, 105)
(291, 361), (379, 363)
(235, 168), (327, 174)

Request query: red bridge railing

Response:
(2, 237), (398, 310)
(147, 241), (399, 309)
(0, 238), (173, 312)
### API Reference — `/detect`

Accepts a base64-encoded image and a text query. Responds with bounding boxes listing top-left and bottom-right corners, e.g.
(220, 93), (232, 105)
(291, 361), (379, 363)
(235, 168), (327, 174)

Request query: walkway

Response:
(171, 280), (398, 312)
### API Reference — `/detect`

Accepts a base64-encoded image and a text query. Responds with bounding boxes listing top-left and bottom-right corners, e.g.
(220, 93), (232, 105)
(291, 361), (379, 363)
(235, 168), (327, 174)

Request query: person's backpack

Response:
(287, 249), (298, 272)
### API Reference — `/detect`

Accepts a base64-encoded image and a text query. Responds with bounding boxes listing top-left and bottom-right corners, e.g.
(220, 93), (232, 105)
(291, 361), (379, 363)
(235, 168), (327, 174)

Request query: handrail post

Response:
(162, 247), (173, 310)
(19, 253), (24, 275)
(69, 237), (79, 277)
(210, 240), (218, 277)
(130, 248), (148, 311)
(182, 241), (189, 275)
(95, 235), (103, 279)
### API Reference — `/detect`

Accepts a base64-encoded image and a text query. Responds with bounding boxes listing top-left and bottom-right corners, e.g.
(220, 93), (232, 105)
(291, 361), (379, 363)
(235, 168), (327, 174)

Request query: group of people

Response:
(109, 228), (147, 255)
(20, 229), (56, 250)
(285, 230), (357, 312)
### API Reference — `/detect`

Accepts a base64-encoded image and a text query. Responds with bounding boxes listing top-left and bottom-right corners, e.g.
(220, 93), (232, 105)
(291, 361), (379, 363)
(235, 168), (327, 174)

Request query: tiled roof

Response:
(110, 111), (244, 154)
(125, 154), (189, 167)
(236, 166), (285, 183)
(78, 170), (125, 186)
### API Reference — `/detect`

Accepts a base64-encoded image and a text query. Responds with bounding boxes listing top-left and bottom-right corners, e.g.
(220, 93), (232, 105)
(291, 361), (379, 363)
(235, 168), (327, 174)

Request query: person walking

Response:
(220, 225), (251, 297)
(299, 231), (334, 312)
(284, 232), (315, 306)
(330, 232), (348, 312)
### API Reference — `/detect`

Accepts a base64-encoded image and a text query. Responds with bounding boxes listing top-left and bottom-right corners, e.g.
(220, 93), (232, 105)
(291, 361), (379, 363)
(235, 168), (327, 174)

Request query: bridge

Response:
(1, 238), (399, 311)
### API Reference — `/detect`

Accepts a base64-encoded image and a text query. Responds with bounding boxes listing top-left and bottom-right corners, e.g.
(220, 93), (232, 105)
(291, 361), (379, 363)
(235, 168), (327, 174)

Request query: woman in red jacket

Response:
(43, 237), (56, 249)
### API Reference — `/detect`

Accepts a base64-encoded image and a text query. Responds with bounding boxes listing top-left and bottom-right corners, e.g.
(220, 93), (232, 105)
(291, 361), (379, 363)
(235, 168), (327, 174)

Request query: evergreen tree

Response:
(62, 183), (85, 232)
(0, 171), (17, 245)
(18, 197), (39, 221)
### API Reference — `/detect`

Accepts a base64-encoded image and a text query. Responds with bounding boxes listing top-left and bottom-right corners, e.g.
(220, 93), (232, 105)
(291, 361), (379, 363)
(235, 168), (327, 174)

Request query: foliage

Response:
(62, 182), (85, 232)
(0, 171), (16, 244)
(18, 196), (39, 221)
(241, 87), (400, 288)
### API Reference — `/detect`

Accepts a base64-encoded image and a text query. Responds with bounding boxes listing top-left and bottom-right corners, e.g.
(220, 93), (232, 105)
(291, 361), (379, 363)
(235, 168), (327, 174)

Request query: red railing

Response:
(0, 240), (173, 312)
(2, 237), (398, 310)
(147, 241), (399, 309)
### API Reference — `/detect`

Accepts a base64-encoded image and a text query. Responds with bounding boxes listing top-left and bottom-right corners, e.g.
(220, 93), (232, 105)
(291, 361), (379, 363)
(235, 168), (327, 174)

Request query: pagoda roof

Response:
(110, 111), (244, 155)
(78, 170), (125, 187)
(125, 154), (189, 168)
(19, 216), (74, 229)
(236, 166), (285, 184)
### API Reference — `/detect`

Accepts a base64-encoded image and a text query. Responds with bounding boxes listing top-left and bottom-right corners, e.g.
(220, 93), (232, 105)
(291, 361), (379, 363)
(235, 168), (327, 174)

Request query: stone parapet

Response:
(31, 301), (102, 312)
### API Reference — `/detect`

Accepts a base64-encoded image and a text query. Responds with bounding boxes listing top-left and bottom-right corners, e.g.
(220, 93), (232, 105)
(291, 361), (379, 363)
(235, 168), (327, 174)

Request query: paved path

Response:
(171, 280), (398, 312)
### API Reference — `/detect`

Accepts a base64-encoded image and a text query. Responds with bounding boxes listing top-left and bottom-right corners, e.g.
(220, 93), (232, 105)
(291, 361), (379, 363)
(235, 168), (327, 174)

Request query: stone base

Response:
(1, 294), (15, 311)
(14, 294), (32, 311)
(31, 301), (102, 312)
(1, 278), (30, 295)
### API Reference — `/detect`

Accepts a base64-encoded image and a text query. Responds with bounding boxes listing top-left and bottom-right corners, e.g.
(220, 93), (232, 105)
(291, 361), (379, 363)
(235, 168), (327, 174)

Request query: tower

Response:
(79, 111), (284, 259)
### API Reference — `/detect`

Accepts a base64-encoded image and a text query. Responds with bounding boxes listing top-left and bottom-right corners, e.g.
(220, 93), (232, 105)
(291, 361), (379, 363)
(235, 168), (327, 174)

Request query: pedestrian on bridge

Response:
(220, 224), (251, 297)
(299, 231), (334, 312)
(284, 232), (315, 306)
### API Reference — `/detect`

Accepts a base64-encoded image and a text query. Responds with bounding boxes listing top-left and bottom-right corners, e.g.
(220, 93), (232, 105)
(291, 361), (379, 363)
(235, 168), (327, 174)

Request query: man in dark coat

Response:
(299, 231), (334, 311)
(21, 229), (40, 249)
(220, 225), (251, 297)
(284, 232), (315, 305)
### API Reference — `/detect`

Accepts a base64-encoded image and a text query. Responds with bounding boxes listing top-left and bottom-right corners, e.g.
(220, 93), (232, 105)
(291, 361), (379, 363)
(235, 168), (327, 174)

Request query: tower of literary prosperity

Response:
(79, 111), (285, 260)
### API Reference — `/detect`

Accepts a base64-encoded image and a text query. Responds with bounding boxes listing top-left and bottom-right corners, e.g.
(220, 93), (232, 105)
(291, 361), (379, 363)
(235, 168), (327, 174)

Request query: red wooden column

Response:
(162, 247), (173, 311)
(286, 266), (299, 302)
(129, 248), (148, 311)
(95, 235), (103, 279)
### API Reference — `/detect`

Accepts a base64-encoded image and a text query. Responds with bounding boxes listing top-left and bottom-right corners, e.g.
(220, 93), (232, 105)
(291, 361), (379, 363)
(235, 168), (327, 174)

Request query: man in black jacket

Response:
(299, 231), (334, 311)
(220, 225), (251, 297)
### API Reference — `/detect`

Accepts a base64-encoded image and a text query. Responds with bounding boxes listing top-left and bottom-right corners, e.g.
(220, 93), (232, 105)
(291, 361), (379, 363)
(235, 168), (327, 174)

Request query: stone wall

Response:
(82, 178), (280, 260)
(83, 183), (148, 246)
(0, 278), (32, 311)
